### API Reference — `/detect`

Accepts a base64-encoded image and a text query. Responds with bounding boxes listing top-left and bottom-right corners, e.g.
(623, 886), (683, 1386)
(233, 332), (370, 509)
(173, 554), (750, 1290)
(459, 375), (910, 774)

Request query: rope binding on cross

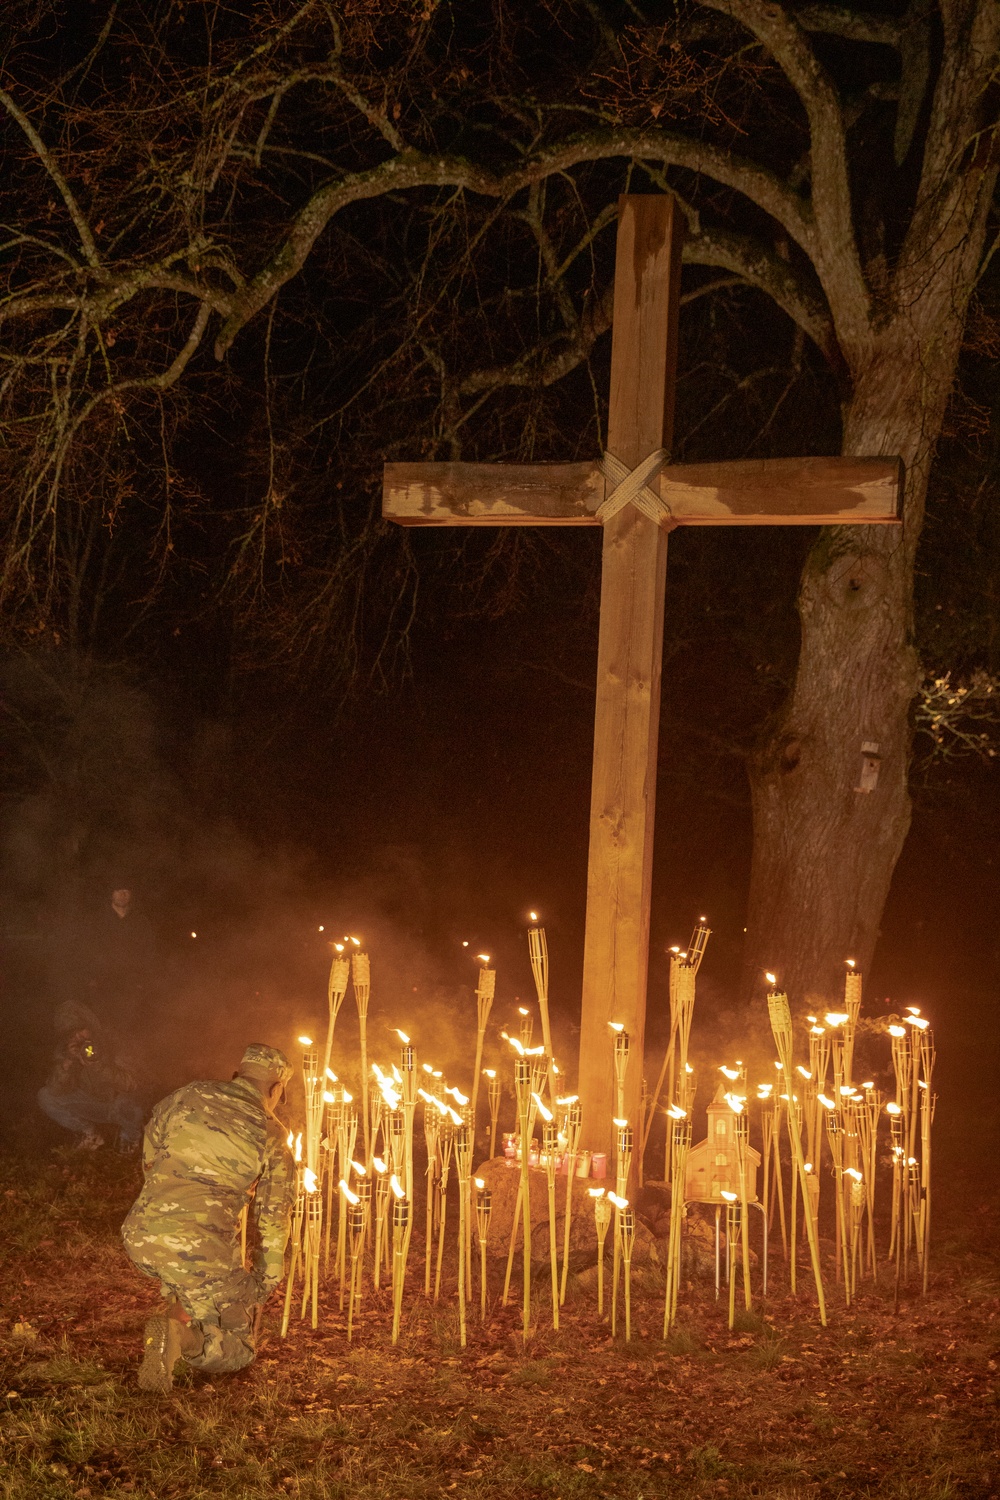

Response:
(596, 448), (675, 528)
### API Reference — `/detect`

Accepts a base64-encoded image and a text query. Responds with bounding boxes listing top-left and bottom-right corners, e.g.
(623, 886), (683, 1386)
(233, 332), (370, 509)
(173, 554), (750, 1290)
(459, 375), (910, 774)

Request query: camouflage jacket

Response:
(130, 1077), (294, 1291)
(45, 1034), (135, 1101)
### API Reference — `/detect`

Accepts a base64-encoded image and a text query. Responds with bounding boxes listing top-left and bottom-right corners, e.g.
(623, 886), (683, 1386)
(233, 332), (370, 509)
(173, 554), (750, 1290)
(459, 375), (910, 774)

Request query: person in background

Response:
(85, 885), (156, 1031)
(37, 1001), (143, 1151)
(121, 1043), (295, 1393)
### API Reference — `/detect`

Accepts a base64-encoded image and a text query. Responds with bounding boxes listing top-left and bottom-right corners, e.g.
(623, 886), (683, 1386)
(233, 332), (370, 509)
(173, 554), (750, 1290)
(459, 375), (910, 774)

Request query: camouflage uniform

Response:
(122, 1047), (294, 1375)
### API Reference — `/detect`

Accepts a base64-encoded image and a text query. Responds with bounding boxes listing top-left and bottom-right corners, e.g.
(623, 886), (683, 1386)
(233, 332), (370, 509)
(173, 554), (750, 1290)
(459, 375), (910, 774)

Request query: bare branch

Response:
(0, 88), (101, 269)
(700, 0), (870, 348)
(795, 6), (899, 46)
(682, 224), (839, 369)
(214, 130), (816, 356)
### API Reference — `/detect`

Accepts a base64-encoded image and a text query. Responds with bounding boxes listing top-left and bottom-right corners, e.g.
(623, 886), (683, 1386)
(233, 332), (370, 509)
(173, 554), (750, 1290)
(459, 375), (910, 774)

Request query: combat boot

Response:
(138, 1306), (203, 1392)
(138, 1315), (182, 1393)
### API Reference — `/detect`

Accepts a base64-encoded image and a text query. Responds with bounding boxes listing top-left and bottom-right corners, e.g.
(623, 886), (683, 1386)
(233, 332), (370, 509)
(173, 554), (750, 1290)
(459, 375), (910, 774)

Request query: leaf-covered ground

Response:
(0, 1148), (998, 1500)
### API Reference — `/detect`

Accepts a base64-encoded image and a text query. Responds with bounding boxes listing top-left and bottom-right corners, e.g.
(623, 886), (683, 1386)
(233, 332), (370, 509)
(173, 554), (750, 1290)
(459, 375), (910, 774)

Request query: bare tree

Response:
(1, 1), (998, 1003)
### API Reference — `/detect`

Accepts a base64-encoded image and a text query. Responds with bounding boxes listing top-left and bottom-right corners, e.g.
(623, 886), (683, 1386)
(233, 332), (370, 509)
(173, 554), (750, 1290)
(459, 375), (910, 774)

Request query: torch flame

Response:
(372, 1157), (387, 1173)
(817, 1094), (836, 1111)
(396, 1029), (410, 1045)
(303, 1167), (318, 1194)
(475, 1177), (485, 1190)
(720, 1190), (738, 1202)
(338, 1179), (359, 1205)
(824, 1012), (849, 1027)
(607, 1191), (629, 1209)
(720, 1065), (740, 1081)
(297, 1035), (313, 1046)
(888, 1025), (907, 1038)
(389, 1174), (405, 1200)
(765, 972), (777, 985)
(532, 1093), (553, 1122)
(608, 1021), (624, 1033)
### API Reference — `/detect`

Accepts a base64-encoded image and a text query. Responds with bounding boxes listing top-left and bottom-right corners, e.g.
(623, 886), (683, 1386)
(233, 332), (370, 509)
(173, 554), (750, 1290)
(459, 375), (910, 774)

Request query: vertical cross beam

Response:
(577, 196), (684, 1160)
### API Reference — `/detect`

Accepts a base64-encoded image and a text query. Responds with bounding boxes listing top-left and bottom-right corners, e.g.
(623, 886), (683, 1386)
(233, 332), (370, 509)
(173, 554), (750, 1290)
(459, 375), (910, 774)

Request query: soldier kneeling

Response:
(122, 1044), (295, 1392)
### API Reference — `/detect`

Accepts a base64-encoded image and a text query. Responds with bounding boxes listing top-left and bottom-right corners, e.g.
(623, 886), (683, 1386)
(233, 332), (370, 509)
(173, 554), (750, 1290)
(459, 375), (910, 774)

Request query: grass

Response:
(1, 1148), (999, 1500)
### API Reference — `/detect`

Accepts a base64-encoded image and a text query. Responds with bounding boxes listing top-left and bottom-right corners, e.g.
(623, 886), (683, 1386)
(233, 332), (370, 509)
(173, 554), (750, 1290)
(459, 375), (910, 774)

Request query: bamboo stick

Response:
(559, 1099), (583, 1305)
(542, 1117), (560, 1330)
(391, 1190), (409, 1345)
(475, 1178), (492, 1320)
(528, 927), (557, 1104)
(470, 965), (496, 1141)
(621, 1205), (636, 1341)
(487, 1071), (501, 1160)
(768, 987), (827, 1326)
(353, 953), (371, 1165)
(590, 1189), (611, 1316)
(455, 1123), (473, 1347)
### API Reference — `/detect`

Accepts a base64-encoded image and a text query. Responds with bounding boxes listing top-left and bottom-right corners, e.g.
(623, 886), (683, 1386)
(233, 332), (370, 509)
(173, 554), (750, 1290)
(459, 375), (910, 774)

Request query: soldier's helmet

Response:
(239, 1043), (293, 1087)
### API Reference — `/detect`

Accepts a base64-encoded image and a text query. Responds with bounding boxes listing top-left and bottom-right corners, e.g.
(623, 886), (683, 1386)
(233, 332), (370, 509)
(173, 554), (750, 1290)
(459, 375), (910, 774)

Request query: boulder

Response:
(473, 1156), (659, 1272)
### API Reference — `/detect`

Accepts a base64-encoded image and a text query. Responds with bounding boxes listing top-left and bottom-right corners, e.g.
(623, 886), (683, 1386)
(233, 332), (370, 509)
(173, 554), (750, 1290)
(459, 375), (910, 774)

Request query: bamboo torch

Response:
(611, 1122), (632, 1337)
(434, 1112), (456, 1302)
(917, 1018), (935, 1295)
(390, 1179), (409, 1344)
(455, 1122), (474, 1348)
(846, 1168), (865, 1299)
(728, 1093), (752, 1311)
(336, 1100), (358, 1309)
(645, 923), (709, 1175)
(662, 1104), (691, 1337)
(528, 922), (557, 1103)
(470, 959), (496, 1141)
(559, 1097), (582, 1305)
(620, 1202), (636, 1342)
(475, 1176), (492, 1320)
(515, 1056), (533, 1341)
(486, 1069), (501, 1160)
(541, 1112), (560, 1330)
(722, 1191), (740, 1330)
(372, 1156), (389, 1290)
(340, 1182), (361, 1335)
(611, 1024), (630, 1135)
(420, 1090), (442, 1298)
(590, 1188), (612, 1316)
(280, 1132), (305, 1339)
(353, 952), (372, 1165)
(768, 981), (827, 1326)
(322, 948), (350, 1098)
(608, 1190), (629, 1336)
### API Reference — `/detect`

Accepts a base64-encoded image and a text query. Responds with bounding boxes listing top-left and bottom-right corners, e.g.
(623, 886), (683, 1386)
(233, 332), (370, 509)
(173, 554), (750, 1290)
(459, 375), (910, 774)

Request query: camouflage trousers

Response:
(122, 1222), (262, 1373)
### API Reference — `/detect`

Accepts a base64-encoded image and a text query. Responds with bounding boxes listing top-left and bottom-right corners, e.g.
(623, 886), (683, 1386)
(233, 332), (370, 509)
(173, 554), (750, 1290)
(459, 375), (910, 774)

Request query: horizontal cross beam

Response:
(383, 456), (903, 529)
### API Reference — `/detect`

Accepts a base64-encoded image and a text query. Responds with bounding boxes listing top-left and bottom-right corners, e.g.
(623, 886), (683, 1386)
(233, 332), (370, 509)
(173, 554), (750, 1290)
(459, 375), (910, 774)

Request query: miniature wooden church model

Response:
(685, 1084), (761, 1203)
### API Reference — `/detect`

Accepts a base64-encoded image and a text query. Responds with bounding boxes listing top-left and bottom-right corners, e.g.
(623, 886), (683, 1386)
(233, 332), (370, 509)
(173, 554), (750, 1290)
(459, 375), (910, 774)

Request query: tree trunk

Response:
(741, 332), (951, 1010)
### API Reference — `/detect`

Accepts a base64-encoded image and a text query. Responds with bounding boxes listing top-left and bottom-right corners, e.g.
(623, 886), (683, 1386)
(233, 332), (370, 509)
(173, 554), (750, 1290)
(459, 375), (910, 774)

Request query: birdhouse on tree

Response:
(685, 1085), (760, 1203)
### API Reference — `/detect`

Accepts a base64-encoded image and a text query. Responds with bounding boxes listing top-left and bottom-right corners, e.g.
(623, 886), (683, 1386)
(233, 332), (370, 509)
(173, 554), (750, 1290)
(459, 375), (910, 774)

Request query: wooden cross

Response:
(383, 195), (901, 1159)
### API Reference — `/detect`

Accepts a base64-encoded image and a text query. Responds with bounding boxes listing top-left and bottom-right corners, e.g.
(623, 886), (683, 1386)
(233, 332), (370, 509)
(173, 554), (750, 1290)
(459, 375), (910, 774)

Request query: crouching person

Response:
(38, 1002), (143, 1152)
(122, 1043), (295, 1392)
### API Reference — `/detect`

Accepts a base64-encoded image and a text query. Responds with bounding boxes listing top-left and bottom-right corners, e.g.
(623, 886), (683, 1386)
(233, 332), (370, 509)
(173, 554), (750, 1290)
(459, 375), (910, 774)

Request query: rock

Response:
(473, 1156), (660, 1272)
